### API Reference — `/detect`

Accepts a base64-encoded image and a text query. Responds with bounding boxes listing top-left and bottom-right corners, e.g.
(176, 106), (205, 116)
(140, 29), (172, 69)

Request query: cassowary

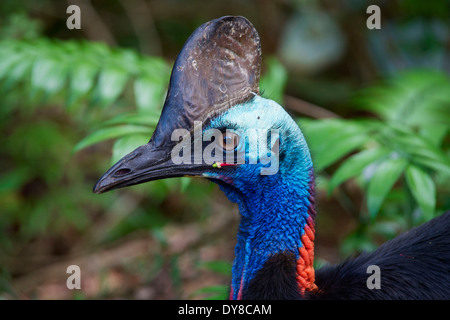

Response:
(93, 16), (450, 299)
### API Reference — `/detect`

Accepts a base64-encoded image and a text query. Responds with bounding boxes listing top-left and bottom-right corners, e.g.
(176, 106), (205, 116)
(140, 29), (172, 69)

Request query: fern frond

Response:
(0, 38), (170, 110)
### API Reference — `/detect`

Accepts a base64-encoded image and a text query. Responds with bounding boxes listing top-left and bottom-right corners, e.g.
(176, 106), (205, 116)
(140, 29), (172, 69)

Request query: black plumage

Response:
(311, 211), (450, 300)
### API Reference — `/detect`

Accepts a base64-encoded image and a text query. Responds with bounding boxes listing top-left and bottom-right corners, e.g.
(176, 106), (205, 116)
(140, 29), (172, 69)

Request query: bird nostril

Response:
(114, 168), (131, 176)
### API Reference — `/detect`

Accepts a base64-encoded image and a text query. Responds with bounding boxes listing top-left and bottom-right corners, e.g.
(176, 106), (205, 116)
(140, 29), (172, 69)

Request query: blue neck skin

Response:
(219, 168), (313, 299)
(203, 96), (315, 300)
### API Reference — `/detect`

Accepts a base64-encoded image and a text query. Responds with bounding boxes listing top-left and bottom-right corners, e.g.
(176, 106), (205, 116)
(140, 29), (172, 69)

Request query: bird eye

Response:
(219, 132), (239, 151)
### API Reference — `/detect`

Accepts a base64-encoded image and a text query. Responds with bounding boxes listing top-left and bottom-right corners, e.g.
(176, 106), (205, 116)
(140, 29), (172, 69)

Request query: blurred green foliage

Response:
(301, 70), (450, 252)
(304, 71), (449, 216)
(0, 37), (170, 237)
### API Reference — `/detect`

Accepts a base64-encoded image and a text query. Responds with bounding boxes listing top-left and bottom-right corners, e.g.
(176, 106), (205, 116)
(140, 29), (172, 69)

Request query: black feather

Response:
(310, 211), (450, 299)
(244, 251), (302, 300)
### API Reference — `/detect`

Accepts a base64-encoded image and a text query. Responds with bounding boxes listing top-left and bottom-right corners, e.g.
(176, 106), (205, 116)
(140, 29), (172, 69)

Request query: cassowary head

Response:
(94, 16), (316, 300)
(93, 16), (312, 197)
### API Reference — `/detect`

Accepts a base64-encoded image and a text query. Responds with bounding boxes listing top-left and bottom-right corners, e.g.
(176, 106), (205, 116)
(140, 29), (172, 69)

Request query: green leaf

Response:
(67, 61), (98, 105)
(73, 125), (152, 153)
(366, 157), (408, 219)
(2, 55), (34, 89)
(351, 86), (392, 120)
(328, 148), (390, 195)
(87, 41), (110, 58)
(353, 70), (450, 126)
(179, 177), (191, 193)
(259, 56), (288, 104)
(31, 57), (67, 97)
(419, 125), (448, 147)
(301, 119), (374, 171)
(138, 57), (170, 83)
(102, 112), (160, 127)
(0, 168), (31, 193)
(341, 229), (379, 255)
(380, 124), (450, 176)
(405, 164), (436, 219)
(0, 52), (23, 81)
(198, 260), (232, 276)
(191, 285), (229, 300)
(413, 157), (450, 177)
(111, 134), (150, 165)
(95, 67), (129, 106)
(406, 99), (450, 126)
(134, 77), (166, 111)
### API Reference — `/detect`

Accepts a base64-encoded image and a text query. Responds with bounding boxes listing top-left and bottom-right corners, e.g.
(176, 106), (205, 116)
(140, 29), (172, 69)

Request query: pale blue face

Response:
(203, 95), (313, 183)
